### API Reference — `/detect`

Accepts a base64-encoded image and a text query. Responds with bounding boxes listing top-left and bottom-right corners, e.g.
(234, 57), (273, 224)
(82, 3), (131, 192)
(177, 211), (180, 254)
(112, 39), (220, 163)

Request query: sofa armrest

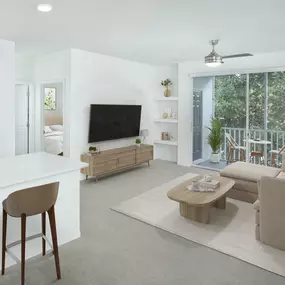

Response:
(259, 176), (285, 250)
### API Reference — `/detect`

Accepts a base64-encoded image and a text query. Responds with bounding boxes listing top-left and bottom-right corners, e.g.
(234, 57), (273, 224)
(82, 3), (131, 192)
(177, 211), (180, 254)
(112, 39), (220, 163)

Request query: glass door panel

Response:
(268, 71), (285, 166)
(248, 73), (266, 163)
(214, 74), (247, 161)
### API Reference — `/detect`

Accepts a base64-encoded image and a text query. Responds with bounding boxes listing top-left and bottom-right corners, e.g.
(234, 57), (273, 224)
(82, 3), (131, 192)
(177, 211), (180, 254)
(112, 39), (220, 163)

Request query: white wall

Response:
(193, 77), (213, 161)
(16, 55), (34, 82)
(0, 40), (15, 157)
(178, 51), (285, 166)
(69, 49), (175, 161)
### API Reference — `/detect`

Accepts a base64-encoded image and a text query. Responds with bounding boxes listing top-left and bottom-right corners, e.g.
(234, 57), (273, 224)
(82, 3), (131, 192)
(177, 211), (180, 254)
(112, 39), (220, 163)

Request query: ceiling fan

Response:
(205, 40), (253, 67)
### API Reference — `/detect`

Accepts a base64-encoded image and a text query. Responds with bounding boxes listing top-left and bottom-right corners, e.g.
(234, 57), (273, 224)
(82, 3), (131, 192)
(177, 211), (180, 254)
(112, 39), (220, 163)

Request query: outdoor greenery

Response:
(214, 72), (285, 131)
(206, 117), (223, 154)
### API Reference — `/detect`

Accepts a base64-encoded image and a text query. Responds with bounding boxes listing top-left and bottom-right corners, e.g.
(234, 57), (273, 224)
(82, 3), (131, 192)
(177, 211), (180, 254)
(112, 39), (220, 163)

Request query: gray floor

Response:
(2, 160), (285, 285)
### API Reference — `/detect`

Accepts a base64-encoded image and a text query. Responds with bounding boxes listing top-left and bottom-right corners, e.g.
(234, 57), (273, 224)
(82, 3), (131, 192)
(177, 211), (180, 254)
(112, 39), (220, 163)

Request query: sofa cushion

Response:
(220, 162), (281, 183)
(253, 199), (260, 211)
(233, 179), (258, 194)
(276, 171), (285, 180)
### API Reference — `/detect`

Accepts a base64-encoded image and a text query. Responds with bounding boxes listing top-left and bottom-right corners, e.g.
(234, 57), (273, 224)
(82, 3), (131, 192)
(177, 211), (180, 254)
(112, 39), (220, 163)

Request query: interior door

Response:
(193, 90), (203, 161)
(15, 84), (29, 155)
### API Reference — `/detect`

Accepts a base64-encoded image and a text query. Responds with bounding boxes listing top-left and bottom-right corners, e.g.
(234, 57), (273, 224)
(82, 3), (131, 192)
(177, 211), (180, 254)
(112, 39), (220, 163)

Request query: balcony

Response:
(196, 128), (284, 170)
(193, 72), (285, 171)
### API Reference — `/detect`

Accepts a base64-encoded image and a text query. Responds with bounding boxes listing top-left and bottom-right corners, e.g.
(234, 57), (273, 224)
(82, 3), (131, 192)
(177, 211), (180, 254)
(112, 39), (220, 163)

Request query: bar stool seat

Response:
(1, 182), (61, 285)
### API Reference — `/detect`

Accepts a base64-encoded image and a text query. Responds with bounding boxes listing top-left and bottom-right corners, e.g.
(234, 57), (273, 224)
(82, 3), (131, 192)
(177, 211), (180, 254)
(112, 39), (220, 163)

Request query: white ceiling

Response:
(1, 0), (285, 65)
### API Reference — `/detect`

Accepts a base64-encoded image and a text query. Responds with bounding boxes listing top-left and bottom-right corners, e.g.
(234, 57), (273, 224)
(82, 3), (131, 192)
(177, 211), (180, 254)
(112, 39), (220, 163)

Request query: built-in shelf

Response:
(154, 118), (178, 124)
(154, 140), (178, 146)
(155, 97), (178, 101)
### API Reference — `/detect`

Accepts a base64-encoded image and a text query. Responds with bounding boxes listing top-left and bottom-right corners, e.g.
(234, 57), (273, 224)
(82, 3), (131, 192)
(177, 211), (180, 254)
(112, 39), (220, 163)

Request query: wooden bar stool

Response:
(1, 182), (61, 285)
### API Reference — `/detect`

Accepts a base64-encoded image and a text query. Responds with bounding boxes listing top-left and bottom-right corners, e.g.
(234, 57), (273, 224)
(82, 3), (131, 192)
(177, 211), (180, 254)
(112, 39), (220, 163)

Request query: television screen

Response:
(88, 104), (142, 143)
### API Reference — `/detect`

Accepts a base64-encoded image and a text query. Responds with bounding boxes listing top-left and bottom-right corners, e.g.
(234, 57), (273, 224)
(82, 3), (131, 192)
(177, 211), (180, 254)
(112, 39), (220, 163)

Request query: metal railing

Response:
(222, 127), (285, 166)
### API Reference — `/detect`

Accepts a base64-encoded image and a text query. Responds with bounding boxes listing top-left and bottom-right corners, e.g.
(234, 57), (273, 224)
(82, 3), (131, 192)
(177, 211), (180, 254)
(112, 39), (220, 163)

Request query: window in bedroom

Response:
(44, 87), (56, 110)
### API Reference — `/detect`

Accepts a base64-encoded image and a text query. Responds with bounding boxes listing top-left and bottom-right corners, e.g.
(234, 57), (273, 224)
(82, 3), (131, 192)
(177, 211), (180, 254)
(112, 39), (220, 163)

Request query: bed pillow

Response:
(49, 125), (64, 131)
(44, 126), (53, 133)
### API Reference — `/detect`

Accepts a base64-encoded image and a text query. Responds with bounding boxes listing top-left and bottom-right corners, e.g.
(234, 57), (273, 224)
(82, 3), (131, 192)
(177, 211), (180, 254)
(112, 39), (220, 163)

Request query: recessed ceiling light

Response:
(37, 4), (53, 12)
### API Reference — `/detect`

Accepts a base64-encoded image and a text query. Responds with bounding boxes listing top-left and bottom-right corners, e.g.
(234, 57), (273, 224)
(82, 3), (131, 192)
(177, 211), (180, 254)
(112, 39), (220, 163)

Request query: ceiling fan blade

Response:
(222, 53), (253, 59)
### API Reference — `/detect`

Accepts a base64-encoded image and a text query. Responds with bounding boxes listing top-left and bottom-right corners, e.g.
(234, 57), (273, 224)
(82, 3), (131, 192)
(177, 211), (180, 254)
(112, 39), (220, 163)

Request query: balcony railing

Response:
(222, 127), (285, 165)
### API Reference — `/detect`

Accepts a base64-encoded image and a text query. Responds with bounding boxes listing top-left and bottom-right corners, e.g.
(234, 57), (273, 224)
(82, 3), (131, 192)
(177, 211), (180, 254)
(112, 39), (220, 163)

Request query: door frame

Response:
(15, 81), (36, 154)
(192, 89), (203, 162)
(39, 79), (66, 155)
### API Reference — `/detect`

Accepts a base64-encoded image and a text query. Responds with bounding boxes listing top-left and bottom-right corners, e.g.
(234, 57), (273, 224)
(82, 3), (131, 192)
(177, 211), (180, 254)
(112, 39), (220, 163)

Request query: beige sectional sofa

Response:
(221, 153), (285, 250)
(254, 157), (285, 250)
(220, 162), (281, 203)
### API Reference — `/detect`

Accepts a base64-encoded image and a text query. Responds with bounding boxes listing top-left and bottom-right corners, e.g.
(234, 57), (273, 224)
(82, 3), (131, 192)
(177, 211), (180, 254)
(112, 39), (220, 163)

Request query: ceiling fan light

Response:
(205, 61), (222, 68)
(205, 51), (223, 68)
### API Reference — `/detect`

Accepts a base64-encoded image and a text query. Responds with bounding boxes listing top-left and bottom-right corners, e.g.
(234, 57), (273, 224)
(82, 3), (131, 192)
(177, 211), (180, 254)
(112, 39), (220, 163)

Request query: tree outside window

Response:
(44, 88), (56, 110)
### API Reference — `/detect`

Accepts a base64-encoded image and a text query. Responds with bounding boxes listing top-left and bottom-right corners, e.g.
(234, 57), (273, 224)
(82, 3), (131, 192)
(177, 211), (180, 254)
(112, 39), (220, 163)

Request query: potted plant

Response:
(89, 146), (97, 154)
(161, 79), (173, 97)
(135, 138), (141, 147)
(206, 117), (222, 163)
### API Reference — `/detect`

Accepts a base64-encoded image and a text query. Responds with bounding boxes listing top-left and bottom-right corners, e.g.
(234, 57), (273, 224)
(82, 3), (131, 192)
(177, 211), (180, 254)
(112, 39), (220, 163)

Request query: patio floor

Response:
(195, 160), (228, 171)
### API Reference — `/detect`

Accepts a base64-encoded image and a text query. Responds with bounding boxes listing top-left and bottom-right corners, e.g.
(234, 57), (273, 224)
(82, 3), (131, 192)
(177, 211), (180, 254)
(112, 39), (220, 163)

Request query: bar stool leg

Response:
(48, 206), (61, 280)
(21, 213), (26, 285)
(1, 209), (7, 275)
(42, 212), (46, 256)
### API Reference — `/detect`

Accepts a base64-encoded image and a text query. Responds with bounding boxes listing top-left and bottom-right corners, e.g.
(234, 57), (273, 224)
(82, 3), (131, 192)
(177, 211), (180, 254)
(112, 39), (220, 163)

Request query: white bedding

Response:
(44, 130), (64, 155)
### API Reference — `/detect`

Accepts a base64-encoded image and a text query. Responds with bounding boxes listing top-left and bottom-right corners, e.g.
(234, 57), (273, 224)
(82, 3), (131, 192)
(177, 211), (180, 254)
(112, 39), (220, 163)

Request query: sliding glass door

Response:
(214, 70), (285, 166)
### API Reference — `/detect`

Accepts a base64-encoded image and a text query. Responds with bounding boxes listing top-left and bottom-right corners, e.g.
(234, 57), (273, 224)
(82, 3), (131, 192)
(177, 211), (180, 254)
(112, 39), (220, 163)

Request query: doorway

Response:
(42, 82), (64, 156)
(193, 90), (203, 161)
(15, 84), (34, 155)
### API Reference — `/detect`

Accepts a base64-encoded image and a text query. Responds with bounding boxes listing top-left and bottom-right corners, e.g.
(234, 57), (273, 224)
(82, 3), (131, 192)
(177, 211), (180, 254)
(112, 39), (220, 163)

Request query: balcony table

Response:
(243, 139), (271, 165)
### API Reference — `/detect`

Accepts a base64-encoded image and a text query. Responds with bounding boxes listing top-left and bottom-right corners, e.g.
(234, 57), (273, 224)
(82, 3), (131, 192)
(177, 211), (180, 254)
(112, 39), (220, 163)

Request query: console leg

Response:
(86, 175), (88, 180)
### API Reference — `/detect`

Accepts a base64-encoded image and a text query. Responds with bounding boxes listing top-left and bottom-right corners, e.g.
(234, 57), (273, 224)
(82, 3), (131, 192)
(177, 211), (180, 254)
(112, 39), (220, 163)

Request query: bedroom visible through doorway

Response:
(42, 82), (64, 156)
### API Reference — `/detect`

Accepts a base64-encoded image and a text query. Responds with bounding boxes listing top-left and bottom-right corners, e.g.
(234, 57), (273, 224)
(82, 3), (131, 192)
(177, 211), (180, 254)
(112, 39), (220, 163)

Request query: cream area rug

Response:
(112, 173), (285, 277)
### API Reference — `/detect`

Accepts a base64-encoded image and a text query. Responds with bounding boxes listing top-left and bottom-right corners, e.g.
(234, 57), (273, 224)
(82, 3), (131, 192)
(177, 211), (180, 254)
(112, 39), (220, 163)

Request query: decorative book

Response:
(198, 179), (220, 189)
(187, 184), (215, 192)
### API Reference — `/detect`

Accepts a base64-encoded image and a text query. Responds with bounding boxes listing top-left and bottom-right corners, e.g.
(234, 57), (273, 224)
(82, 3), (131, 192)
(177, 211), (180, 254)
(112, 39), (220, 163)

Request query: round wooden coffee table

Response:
(167, 176), (235, 224)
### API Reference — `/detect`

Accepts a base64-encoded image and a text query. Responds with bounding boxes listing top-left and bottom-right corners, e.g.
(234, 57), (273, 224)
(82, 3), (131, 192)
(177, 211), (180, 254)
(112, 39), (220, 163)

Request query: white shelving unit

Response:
(153, 140), (178, 146)
(153, 95), (179, 162)
(155, 97), (178, 101)
(154, 118), (178, 124)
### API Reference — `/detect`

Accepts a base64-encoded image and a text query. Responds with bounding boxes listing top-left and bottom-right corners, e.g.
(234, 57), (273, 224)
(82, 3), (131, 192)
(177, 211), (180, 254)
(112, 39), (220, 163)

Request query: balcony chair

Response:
(225, 133), (246, 164)
(269, 145), (285, 167)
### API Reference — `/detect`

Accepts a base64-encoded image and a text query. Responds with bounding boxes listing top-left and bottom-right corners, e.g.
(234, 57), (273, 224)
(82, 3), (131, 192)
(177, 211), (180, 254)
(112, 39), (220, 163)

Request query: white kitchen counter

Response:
(0, 152), (87, 189)
(0, 152), (88, 268)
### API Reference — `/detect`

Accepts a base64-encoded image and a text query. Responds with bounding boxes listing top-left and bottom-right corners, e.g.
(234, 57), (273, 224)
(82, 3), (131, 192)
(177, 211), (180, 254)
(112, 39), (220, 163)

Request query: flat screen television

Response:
(88, 104), (142, 143)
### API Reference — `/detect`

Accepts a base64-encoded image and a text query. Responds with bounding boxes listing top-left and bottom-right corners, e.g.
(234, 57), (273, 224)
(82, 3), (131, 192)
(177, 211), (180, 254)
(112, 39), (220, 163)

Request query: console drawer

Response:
(93, 159), (118, 175)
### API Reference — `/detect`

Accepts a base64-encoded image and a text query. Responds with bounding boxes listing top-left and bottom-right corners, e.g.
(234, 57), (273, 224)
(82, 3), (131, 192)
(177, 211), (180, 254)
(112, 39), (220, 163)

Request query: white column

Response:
(0, 39), (15, 157)
(177, 66), (193, 166)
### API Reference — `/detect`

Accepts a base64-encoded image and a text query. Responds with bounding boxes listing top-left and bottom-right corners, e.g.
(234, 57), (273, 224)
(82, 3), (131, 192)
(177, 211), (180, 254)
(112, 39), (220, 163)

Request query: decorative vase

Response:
(164, 87), (171, 97)
(210, 153), (220, 163)
(136, 143), (141, 147)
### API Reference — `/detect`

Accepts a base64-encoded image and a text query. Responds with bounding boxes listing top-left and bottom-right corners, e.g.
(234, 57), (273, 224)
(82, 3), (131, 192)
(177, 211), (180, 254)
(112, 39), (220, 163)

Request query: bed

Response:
(44, 114), (64, 155)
